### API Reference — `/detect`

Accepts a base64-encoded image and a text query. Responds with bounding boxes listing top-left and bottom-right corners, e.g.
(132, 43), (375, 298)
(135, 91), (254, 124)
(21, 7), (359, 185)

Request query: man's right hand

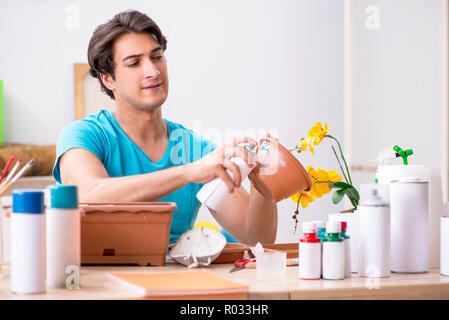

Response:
(185, 136), (258, 193)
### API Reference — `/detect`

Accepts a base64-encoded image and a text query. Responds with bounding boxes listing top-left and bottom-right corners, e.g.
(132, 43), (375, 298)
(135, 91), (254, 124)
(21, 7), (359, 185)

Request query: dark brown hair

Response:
(87, 10), (167, 99)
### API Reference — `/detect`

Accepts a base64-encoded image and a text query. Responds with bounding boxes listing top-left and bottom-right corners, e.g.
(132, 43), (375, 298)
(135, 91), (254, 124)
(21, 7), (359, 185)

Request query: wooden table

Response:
(0, 261), (448, 300)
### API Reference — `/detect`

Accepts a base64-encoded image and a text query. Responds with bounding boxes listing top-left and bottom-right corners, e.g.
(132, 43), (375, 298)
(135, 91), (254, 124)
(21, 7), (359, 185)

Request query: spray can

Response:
(11, 190), (46, 294)
(359, 185), (391, 278)
(46, 185), (81, 288)
(390, 178), (429, 273)
(322, 221), (344, 280)
(299, 222), (321, 280)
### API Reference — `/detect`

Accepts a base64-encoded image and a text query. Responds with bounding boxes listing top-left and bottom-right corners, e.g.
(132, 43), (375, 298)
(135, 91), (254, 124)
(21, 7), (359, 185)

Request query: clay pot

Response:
(249, 137), (312, 202)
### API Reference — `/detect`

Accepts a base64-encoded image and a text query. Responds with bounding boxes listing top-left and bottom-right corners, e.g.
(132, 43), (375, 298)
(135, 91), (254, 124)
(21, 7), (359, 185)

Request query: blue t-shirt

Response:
(52, 110), (216, 244)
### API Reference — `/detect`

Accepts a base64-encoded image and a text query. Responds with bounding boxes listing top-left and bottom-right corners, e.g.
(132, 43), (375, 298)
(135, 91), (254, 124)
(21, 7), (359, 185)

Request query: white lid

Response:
(326, 221), (341, 233)
(302, 222), (317, 233)
(313, 220), (326, 229)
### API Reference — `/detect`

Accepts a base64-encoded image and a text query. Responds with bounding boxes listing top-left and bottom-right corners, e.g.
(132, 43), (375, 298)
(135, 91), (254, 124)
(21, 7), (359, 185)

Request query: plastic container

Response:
(11, 190), (46, 294)
(299, 222), (321, 280)
(359, 185), (391, 278)
(46, 185), (81, 288)
(80, 202), (176, 266)
(322, 221), (344, 280)
(441, 216), (449, 276)
(256, 251), (287, 279)
(376, 165), (441, 269)
(390, 179), (429, 273)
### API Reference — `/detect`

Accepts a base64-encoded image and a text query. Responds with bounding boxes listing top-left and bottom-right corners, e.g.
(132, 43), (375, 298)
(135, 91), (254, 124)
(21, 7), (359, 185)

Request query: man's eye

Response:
(128, 61), (138, 67)
(152, 56), (163, 60)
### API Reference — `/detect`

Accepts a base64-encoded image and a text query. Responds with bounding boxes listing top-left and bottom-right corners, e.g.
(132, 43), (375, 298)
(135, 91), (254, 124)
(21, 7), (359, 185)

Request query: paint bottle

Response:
(339, 221), (351, 278)
(314, 220), (327, 241)
(313, 220), (326, 277)
(359, 185), (391, 278)
(11, 190), (46, 294)
(299, 222), (321, 280)
(322, 221), (344, 280)
(46, 185), (81, 288)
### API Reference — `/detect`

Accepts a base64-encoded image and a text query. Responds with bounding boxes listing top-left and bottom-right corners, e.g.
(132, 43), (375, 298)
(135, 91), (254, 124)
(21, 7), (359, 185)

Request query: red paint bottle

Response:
(299, 222), (321, 280)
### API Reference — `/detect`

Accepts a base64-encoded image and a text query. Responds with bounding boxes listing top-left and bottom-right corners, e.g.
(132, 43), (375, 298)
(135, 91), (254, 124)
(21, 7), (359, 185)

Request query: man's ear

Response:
(100, 72), (115, 92)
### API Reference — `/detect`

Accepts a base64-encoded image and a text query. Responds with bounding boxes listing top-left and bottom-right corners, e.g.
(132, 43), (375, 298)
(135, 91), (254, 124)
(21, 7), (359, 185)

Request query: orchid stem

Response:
(325, 135), (353, 186)
(331, 145), (349, 184)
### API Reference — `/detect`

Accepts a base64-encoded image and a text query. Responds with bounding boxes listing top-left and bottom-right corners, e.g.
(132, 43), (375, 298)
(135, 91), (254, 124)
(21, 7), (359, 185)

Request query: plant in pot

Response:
(290, 122), (360, 233)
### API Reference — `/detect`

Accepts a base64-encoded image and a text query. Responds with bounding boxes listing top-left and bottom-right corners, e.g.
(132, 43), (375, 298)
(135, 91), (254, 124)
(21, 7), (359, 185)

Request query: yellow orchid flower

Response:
(300, 137), (315, 155)
(327, 170), (342, 183)
(307, 122), (331, 146)
(291, 191), (315, 208)
(308, 166), (343, 198)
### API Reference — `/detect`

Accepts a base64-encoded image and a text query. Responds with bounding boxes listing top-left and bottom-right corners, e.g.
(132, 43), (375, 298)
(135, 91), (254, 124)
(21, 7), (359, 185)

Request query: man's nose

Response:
(142, 58), (160, 78)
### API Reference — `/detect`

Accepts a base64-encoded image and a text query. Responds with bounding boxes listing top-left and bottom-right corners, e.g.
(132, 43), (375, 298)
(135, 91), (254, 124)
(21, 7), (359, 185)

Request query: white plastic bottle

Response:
(359, 185), (391, 278)
(299, 222), (321, 280)
(340, 221), (351, 278)
(11, 190), (46, 294)
(390, 179), (429, 273)
(322, 221), (345, 280)
(46, 185), (81, 288)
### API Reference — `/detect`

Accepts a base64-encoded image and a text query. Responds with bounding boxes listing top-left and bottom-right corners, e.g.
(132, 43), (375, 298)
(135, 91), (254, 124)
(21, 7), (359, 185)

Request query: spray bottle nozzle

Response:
(393, 145), (413, 165)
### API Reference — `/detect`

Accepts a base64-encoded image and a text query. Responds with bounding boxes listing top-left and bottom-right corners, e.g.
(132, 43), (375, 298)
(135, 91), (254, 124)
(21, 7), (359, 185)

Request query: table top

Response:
(0, 261), (448, 300)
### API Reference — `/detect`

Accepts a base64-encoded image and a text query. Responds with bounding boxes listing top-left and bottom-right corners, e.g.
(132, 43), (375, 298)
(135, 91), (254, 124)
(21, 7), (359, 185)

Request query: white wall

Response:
(352, 0), (442, 191)
(0, 0), (345, 243)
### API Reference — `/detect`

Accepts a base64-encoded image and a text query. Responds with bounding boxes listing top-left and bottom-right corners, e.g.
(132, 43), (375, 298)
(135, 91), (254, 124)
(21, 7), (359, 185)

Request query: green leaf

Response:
(332, 188), (347, 204)
(346, 187), (360, 205)
(329, 181), (353, 189)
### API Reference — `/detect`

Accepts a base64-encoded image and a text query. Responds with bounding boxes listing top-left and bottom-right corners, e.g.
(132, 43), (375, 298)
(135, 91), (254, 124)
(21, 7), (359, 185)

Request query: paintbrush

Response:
(0, 158), (22, 189)
(0, 159), (35, 197)
(0, 155), (14, 184)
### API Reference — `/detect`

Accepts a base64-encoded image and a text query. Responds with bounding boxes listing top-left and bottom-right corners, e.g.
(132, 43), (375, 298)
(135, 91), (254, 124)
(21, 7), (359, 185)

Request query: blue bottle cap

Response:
(47, 185), (78, 209)
(12, 190), (44, 214)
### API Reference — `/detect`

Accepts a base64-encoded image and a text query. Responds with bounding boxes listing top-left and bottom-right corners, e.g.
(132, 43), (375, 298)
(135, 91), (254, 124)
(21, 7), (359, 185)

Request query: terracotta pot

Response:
(249, 137), (311, 202)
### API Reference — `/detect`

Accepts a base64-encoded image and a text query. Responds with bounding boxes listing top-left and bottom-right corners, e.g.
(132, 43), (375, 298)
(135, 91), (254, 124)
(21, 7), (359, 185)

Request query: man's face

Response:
(103, 32), (169, 111)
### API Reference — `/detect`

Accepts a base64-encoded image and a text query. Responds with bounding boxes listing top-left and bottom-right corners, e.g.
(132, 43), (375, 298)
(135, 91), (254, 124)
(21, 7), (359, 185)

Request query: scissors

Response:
(229, 259), (256, 273)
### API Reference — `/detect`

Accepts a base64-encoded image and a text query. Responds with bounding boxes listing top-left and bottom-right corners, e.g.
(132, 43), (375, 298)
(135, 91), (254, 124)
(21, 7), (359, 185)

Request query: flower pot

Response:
(249, 137), (312, 202)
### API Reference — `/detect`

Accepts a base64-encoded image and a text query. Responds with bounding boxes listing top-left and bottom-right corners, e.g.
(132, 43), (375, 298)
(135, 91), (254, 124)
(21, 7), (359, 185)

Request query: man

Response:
(53, 10), (277, 245)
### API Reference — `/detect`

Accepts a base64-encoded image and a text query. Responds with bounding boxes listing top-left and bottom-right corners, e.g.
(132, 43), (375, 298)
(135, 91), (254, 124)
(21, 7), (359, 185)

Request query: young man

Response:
(53, 10), (277, 245)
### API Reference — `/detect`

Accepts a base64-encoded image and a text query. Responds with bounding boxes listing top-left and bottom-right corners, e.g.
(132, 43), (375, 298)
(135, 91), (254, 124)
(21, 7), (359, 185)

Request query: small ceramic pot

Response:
(249, 137), (312, 202)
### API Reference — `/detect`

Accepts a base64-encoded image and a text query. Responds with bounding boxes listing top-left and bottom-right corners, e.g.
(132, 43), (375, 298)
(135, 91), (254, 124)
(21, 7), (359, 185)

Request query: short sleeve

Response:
(52, 120), (107, 183)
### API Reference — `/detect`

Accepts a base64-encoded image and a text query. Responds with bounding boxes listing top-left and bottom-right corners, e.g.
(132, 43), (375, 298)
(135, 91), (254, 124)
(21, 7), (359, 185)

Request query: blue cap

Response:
(47, 185), (78, 209)
(12, 190), (44, 214)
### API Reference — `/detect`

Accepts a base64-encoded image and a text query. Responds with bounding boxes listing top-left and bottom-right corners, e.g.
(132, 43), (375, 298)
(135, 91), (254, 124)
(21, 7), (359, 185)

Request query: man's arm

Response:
(59, 148), (191, 202)
(59, 136), (257, 203)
